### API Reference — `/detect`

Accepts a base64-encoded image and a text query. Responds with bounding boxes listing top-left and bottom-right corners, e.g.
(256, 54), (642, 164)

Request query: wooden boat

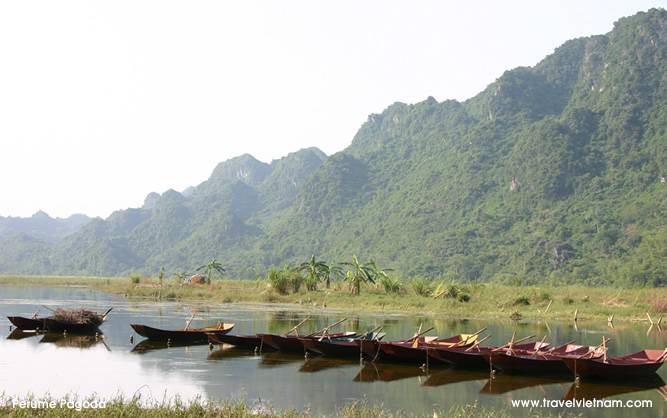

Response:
(131, 322), (235, 343)
(207, 333), (269, 350)
(7, 316), (46, 331)
(487, 343), (604, 375)
(299, 331), (385, 359)
(375, 334), (478, 364)
(256, 332), (356, 352)
(44, 318), (103, 334)
(428, 339), (546, 369)
(562, 349), (667, 380)
(42, 307), (113, 334)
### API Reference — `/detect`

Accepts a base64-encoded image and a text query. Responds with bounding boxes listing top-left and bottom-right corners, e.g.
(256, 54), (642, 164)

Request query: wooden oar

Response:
(542, 340), (576, 354)
(452, 327), (487, 347)
(407, 327), (435, 342)
(492, 334), (535, 352)
(577, 337), (610, 359)
(184, 311), (197, 331)
(528, 335), (549, 356)
(101, 307), (113, 321)
(306, 318), (348, 337)
(465, 335), (491, 352)
(285, 316), (311, 336)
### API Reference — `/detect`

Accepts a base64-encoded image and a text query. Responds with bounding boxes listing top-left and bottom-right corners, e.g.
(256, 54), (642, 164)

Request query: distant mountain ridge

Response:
(1, 9), (666, 286)
(0, 211), (91, 243)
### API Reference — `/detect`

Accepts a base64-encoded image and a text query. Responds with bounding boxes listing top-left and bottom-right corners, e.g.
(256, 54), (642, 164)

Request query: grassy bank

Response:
(0, 398), (577, 418)
(1, 275), (665, 322)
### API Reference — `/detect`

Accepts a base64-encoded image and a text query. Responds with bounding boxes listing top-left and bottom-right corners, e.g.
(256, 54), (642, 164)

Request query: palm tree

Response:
(367, 259), (394, 282)
(341, 255), (375, 295)
(298, 255), (328, 291)
(196, 258), (225, 285)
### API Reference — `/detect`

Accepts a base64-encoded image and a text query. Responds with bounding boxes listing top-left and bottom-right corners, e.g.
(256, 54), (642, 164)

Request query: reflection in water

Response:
(258, 351), (306, 368)
(481, 374), (570, 395)
(207, 346), (257, 361)
(0, 338), (205, 403)
(6, 329), (42, 340)
(564, 375), (667, 400)
(354, 362), (426, 383)
(39, 333), (107, 350)
(131, 339), (209, 354)
(299, 357), (359, 373)
(422, 368), (489, 387)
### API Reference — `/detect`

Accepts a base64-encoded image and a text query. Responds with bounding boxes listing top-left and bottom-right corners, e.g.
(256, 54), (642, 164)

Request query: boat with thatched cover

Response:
(131, 322), (235, 343)
(44, 308), (112, 334)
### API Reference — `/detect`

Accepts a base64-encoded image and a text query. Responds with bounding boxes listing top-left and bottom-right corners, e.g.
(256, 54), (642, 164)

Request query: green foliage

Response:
(513, 296), (531, 306)
(379, 275), (402, 294)
(130, 275), (141, 285)
(411, 277), (433, 297)
(267, 267), (289, 295)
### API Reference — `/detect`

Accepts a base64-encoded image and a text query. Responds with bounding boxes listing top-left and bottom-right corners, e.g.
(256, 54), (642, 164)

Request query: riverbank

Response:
(1, 275), (664, 322)
(0, 398), (574, 418)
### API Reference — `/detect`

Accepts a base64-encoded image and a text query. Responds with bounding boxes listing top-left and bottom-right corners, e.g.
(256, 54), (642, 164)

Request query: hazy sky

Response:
(1, 1), (664, 218)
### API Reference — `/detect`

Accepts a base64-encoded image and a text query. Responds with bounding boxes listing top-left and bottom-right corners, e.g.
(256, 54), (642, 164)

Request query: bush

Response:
(130, 275), (141, 285)
(433, 282), (472, 302)
(513, 296), (531, 306)
(267, 268), (289, 295)
(457, 292), (471, 303)
(380, 276), (402, 294)
(411, 277), (433, 297)
(288, 271), (304, 293)
(304, 275), (318, 291)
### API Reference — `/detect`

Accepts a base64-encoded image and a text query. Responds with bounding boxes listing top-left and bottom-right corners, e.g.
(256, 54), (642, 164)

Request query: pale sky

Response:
(1, 1), (664, 218)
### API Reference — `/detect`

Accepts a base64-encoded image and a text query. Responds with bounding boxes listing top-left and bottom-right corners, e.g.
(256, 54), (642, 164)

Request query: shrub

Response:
(457, 292), (471, 303)
(304, 275), (318, 291)
(267, 268), (289, 295)
(563, 296), (575, 305)
(513, 296), (531, 306)
(411, 277), (433, 297)
(380, 276), (402, 294)
(288, 271), (304, 293)
(130, 275), (141, 285)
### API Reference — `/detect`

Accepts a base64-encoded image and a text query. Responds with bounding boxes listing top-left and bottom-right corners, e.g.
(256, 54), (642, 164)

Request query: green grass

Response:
(0, 397), (579, 418)
(1, 275), (665, 322)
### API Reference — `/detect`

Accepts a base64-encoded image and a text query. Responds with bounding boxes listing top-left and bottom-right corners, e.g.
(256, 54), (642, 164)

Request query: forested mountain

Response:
(2, 9), (666, 286)
(0, 211), (90, 243)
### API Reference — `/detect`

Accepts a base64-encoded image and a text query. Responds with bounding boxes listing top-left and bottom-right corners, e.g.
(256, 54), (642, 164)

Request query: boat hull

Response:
(7, 316), (46, 331)
(488, 352), (570, 375)
(300, 338), (365, 359)
(256, 334), (307, 352)
(131, 324), (234, 343)
(427, 347), (490, 369)
(563, 358), (664, 379)
(44, 318), (101, 334)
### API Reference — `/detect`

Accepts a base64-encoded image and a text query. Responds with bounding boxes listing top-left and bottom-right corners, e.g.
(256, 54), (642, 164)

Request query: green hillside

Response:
(2, 9), (666, 286)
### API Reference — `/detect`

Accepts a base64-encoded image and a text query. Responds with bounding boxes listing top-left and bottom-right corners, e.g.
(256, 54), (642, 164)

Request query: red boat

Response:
(207, 333), (268, 350)
(427, 342), (546, 369)
(562, 349), (667, 380)
(299, 331), (385, 359)
(487, 344), (604, 375)
(257, 332), (357, 352)
(375, 334), (478, 364)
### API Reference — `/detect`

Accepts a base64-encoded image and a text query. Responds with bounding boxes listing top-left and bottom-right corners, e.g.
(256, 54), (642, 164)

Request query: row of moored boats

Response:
(9, 313), (666, 381)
